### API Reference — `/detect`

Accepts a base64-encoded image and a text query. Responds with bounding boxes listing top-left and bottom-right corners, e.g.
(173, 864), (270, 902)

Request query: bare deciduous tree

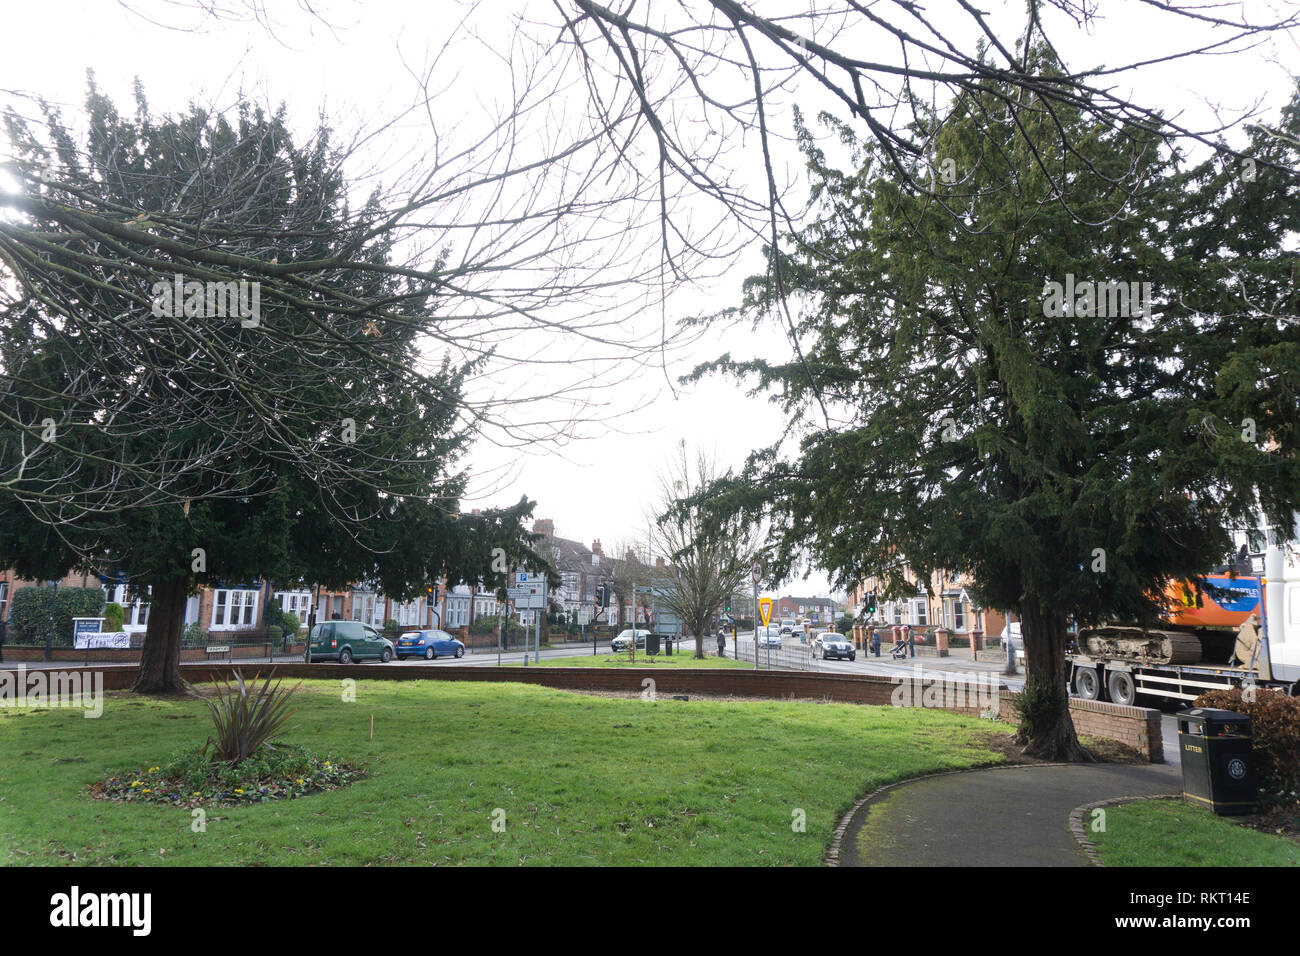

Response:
(649, 443), (758, 659)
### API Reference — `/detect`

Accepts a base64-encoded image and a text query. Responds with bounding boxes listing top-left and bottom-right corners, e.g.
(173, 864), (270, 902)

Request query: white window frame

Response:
(211, 588), (259, 630)
(912, 599), (928, 627)
(275, 590), (312, 624)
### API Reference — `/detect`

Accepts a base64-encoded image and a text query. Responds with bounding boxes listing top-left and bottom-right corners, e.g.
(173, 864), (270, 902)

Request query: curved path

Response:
(837, 762), (1181, 866)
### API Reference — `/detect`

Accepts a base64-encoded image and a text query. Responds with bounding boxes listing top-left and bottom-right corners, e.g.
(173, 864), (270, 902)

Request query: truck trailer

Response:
(1067, 518), (1300, 705)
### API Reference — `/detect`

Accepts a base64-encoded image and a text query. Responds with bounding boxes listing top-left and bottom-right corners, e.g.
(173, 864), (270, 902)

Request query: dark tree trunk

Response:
(1017, 604), (1093, 761)
(132, 575), (189, 694)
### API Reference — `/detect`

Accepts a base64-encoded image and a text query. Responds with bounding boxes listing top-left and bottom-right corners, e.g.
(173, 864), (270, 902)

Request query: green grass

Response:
(1092, 798), (1300, 866)
(508, 652), (753, 668)
(1, 678), (1010, 866)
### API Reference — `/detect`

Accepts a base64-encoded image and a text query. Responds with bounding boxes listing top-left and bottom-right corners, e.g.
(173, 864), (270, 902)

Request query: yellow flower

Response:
(235, 789), (244, 794)
(142, 789), (151, 794)
(296, 778), (304, 785)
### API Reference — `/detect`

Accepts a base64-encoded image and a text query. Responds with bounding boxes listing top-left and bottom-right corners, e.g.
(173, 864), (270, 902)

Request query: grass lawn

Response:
(508, 652), (753, 668)
(0, 678), (1012, 866)
(1091, 798), (1300, 866)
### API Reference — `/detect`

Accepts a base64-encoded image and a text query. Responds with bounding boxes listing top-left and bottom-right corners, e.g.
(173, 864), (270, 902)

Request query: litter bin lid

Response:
(1177, 707), (1251, 735)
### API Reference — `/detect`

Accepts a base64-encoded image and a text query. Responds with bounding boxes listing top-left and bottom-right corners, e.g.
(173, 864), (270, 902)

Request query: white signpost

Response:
(508, 571), (547, 664)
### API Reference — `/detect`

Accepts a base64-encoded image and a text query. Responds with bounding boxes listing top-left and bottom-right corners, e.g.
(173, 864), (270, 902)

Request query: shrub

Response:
(469, 614), (505, 636)
(281, 612), (301, 634)
(383, 618), (400, 634)
(265, 625), (283, 644)
(181, 621), (206, 645)
(1193, 687), (1300, 797)
(103, 602), (125, 632)
(202, 670), (301, 765)
(1012, 674), (1069, 743)
(9, 585), (106, 645)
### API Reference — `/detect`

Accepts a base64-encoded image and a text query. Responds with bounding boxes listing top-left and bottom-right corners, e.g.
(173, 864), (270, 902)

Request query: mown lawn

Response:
(509, 652), (752, 668)
(1, 678), (1011, 866)
(1092, 798), (1300, 866)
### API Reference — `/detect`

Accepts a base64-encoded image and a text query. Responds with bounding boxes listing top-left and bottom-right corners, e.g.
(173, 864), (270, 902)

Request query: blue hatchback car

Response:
(395, 629), (465, 661)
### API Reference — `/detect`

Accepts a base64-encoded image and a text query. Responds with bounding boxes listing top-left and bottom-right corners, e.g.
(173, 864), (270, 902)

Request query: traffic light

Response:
(595, 584), (606, 606)
(866, 591), (877, 613)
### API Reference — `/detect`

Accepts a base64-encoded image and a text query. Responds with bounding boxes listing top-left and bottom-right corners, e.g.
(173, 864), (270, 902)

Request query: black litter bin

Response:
(1177, 707), (1256, 815)
(664, 636), (674, 655)
(645, 633), (661, 655)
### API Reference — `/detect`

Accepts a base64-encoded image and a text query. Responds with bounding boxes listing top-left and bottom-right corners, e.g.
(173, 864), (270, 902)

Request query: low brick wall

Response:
(1, 643), (306, 664)
(996, 690), (1163, 762)
(11, 661), (1163, 761)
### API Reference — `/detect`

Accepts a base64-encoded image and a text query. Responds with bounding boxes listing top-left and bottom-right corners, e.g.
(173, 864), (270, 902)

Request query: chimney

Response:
(655, 556), (665, 568)
(591, 539), (603, 556)
(533, 518), (555, 538)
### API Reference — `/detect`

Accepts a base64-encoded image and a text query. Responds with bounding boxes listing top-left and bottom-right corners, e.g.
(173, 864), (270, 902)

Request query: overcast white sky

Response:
(2, 0), (1296, 600)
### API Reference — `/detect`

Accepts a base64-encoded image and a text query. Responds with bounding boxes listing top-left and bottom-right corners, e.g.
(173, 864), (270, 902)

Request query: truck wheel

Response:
(1107, 670), (1137, 706)
(1074, 667), (1102, 700)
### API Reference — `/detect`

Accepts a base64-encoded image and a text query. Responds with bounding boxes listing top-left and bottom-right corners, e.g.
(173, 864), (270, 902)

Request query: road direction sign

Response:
(758, 597), (773, 627)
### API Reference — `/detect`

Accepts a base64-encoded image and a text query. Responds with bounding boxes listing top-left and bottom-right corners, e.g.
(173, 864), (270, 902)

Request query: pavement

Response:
(837, 761), (1182, 867)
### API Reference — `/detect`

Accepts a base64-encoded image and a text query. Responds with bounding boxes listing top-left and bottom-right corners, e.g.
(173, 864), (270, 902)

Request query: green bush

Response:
(9, 585), (106, 645)
(281, 612), (301, 634)
(469, 614), (505, 635)
(1195, 687), (1300, 797)
(181, 621), (206, 645)
(103, 602), (125, 632)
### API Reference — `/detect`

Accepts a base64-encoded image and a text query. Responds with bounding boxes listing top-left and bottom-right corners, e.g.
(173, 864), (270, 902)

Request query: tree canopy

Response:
(688, 58), (1300, 756)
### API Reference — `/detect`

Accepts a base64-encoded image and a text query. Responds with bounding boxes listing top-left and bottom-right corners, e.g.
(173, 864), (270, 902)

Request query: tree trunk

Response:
(1017, 604), (1093, 761)
(132, 575), (190, 695)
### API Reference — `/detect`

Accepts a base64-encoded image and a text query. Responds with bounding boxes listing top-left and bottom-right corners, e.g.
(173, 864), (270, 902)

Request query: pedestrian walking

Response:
(716, 630), (726, 657)
(870, 627), (881, 657)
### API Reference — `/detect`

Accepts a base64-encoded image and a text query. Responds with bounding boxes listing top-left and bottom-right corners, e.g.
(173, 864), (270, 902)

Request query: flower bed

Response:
(92, 745), (363, 808)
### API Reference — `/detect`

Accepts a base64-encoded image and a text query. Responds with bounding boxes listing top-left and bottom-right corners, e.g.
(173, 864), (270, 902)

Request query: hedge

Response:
(8, 585), (106, 646)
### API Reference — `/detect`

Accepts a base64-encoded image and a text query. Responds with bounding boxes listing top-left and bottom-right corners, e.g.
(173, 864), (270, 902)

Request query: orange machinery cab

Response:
(1163, 575), (1262, 628)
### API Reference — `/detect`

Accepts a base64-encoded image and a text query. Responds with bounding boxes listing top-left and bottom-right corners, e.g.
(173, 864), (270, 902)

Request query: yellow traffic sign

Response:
(758, 597), (773, 627)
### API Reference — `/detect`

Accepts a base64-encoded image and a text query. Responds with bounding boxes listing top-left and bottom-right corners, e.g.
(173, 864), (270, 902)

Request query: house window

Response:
(351, 592), (385, 627)
(952, 601), (966, 631)
(275, 590), (312, 621)
(0, 582), (8, 622)
(912, 599), (928, 626)
(212, 589), (258, 629)
(393, 599), (423, 627)
(107, 584), (152, 630)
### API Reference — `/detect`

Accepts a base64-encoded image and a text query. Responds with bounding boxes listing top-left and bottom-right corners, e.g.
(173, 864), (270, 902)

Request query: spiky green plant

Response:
(202, 670), (301, 764)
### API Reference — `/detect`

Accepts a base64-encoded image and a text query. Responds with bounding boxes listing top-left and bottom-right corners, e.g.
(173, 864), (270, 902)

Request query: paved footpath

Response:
(838, 762), (1182, 866)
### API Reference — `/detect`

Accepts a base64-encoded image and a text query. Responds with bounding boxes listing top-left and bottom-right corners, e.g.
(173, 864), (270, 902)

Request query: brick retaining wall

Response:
(8, 661), (1164, 761)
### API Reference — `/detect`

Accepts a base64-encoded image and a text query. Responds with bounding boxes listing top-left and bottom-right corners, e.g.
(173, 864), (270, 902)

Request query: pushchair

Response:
(890, 638), (909, 660)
